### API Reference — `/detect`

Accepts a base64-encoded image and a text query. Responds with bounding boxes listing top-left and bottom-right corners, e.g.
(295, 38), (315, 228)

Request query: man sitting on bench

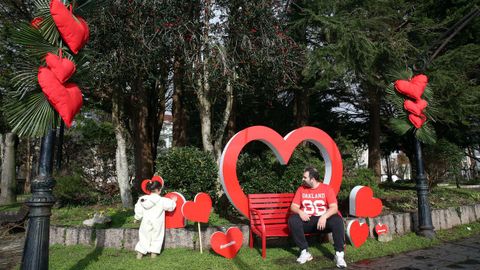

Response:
(288, 166), (347, 268)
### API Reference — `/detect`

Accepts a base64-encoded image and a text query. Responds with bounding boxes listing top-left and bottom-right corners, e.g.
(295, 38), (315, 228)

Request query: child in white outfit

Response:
(134, 180), (177, 259)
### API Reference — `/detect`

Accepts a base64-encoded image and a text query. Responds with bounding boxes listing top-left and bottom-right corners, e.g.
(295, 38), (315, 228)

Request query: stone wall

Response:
(50, 204), (480, 250)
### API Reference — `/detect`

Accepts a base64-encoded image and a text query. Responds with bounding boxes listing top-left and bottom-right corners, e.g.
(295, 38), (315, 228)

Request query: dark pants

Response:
(288, 214), (345, 252)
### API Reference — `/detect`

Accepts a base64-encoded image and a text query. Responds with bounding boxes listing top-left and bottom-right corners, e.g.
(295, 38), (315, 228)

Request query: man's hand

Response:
(299, 211), (310, 222)
(317, 216), (327, 230)
(171, 196), (178, 202)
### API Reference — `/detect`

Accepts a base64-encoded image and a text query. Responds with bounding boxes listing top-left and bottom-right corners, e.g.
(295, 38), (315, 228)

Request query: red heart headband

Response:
(141, 176), (164, 195)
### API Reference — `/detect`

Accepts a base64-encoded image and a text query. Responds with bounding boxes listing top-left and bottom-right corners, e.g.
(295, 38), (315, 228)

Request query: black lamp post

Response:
(413, 137), (435, 238)
(21, 129), (56, 270)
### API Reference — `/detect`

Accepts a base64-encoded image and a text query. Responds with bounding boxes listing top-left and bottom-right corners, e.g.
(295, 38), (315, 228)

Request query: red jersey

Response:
(292, 183), (337, 216)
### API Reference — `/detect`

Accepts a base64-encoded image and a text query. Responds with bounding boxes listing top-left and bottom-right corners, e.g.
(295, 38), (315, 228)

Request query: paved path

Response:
(340, 234), (480, 270)
(0, 234), (24, 270)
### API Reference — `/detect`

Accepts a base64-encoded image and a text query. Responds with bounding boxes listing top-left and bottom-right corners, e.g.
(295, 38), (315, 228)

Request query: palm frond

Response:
(6, 91), (59, 137)
(389, 118), (412, 136)
(11, 23), (58, 59)
(415, 124), (437, 144)
(11, 67), (39, 99)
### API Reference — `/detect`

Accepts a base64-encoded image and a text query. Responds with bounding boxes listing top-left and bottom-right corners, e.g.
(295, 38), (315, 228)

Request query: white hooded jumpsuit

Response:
(134, 193), (176, 254)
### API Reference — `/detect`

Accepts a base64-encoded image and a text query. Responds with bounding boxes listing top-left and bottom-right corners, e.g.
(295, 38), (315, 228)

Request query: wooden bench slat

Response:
(249, 202), (292, 208)
(248, 193), (294, 198)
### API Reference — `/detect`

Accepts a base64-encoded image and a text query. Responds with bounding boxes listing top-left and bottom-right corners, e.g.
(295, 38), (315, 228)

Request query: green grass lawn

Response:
(47, 221), (480, 270)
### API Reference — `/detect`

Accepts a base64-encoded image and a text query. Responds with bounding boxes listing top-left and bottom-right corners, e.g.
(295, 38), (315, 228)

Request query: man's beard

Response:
(302, 180), (312, 188)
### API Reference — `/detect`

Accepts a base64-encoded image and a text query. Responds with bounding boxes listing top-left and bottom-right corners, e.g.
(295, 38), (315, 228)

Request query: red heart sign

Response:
(210, 227), (243, 259)
(404, 99), (428, 116)
(408, 113), (427, 129)
(375, 223), (388, 236)
(45, 53), (76, 84)
(50, 0), (89, 54)
(394, 74), (428, 100)
(220, 126), (343, 218)
(349, 186), (383, 218)
(347, 220), (369, 248)
(140, 176), (164, 195)
(164, 192), (186, 229)
(37, 67), (82, 127)
(182, 192), (212, 223)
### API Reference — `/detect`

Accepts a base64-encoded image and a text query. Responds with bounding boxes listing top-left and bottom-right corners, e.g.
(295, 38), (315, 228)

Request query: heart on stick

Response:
(140, 176), (164, 195)
(375, 223), (388, 236)
(220, 126), (343, 218)
(50, 0), (89, 54)
(349, 186), (383, 218)
(45, 52), (76, 84)
(394, 74), (428, 100)
(408, 113), (427, 129)
(404, 99), (428, 116)
(37, 67), (83, 128)
(164, 192), (186, 229)
(182, 192), (212, 223)
(210, 227), (243, 259)
(347, 220), (369, 248)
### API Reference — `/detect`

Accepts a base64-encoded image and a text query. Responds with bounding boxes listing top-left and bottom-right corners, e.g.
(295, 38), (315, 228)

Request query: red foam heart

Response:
(408, 113), (427, 129)
(220, 126), (343, 218)
(45, 53), (76, 84)
(375, 223), (388, 236)
(50, 0), (89, 54)
(404, 99), (428, 116)
(181, 192), (212, 223)
(164, 192), (186, 229)
(140, 176), (164, 195)
(347, 220), (369, 248)
(349, 186), (383, 218)
(37, 67), (82, 127)
(210, 227), (243, 259)
(394, 74), (428, 100)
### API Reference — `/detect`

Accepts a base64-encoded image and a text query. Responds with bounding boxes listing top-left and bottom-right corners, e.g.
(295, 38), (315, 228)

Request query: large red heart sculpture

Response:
(375, 223), (388, 236)
(349, 186), (383, 218)
(45, 53), (76, 84)
(182, 192), (212, 223)
(210, 227), (243, 259)
(408, 113), (427, 129)
(37, 67), (83, 127)
(347, 220), (369, 248)
(140, 175), (164, 195)
(220, 126), (343, 218)
(394, 74), (428, 100)
(164, 192), (186, 229)
(404, 99), (428, 116)
(50, 0), (89, 54)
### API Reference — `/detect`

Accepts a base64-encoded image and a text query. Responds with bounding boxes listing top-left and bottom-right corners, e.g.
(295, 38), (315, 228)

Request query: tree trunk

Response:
(293, 87), (309, 127)
(113, 93), (133, 208)
(173, 57), (188, 147)
(24, 138), (32, 193)
(0, 133), (17, 204)
(367, 87), (382, 180)
(385, 154), (392, 182)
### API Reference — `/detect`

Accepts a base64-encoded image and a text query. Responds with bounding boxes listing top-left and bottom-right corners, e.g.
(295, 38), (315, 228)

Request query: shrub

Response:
(338, 168), (381, 202)
(424, 139), (463, 187)
(54, 172), (99, 206)
(156, 147), (218, 202)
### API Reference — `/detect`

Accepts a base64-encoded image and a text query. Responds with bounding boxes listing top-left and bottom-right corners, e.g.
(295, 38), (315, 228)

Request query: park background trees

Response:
(0, 0), (478, 210)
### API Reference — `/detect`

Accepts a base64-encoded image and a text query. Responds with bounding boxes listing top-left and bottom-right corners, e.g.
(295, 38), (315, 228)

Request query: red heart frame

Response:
(219, 126), (343, 218)
(210, 227), (243, 259)
(140, 175), (164, 195)
(347, 220), (369, 248)
(164, 192), (186, 229)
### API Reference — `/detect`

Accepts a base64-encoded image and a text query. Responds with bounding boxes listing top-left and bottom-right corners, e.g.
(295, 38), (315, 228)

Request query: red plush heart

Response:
(45, 53), (76, 84)
(140, 176), (164, 195)
(349, 186), (383, 218)
(347, 220), (369, 248)
(210, 227), (243, 259)
(37, 67), (82, 127)
(181, 192), (212, 223)
(408, 113), (427, 129)
(394, 74), (428, 100)
(404, 99), (428, 116)
(375, 223), (388, 236)
(50, 0), (89, 54)
(164, 192), (186, 229)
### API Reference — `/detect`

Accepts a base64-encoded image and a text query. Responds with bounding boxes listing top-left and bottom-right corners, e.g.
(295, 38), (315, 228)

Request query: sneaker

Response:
(335, 251), (347, 268)
(136, 252), (143, 260)
(296, 249), (313, 264)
